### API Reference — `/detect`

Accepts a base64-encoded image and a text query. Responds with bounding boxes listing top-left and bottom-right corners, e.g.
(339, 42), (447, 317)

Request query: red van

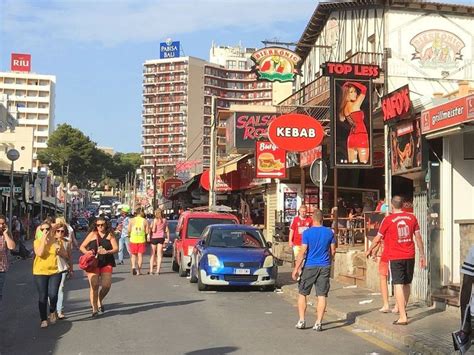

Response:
(172, 211), (239, 276)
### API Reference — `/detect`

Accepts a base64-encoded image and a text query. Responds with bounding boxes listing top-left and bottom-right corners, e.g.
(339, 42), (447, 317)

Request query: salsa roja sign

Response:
(382, 85), (412, 123)
(267, 114), (324, 152)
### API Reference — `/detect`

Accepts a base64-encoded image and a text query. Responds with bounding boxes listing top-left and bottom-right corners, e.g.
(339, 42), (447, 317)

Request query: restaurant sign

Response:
(255, 141), (286, 178)
(382, 85), (412, 124)
(251, 47), (301, 82)
(421, 94), (474, 134)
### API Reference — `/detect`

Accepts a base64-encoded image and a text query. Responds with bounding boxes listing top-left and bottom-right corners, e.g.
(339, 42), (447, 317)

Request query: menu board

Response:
(284, 192), (297, 223)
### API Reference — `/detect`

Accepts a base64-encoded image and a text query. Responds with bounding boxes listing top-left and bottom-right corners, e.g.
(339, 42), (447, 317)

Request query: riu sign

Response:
(322, 62), (380, 79)
(382, 85), (412, 123)
(11, 53), (31, 72)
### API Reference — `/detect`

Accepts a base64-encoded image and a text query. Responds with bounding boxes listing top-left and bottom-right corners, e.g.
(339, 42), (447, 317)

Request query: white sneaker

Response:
(295, 320), (306, 329)
(312, 323), (323, 331)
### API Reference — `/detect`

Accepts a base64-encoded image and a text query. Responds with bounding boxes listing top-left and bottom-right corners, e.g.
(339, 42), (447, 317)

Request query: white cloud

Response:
(1, 0), (316, 46)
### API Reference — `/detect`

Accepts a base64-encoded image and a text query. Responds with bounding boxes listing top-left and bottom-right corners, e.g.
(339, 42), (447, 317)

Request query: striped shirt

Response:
(461, 245), (474, 276)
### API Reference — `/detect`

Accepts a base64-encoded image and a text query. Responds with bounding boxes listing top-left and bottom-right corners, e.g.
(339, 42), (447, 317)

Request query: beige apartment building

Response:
(141, 45), (276, 179)
(0, 71), (56, 170)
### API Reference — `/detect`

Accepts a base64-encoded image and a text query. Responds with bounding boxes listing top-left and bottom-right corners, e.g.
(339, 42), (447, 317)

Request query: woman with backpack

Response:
(148, 209), (169, 275)
(79, 217), (118, 317)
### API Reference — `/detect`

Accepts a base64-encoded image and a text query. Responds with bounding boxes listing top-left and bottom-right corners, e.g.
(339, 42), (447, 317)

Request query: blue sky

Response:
(0, 0), (317, 153)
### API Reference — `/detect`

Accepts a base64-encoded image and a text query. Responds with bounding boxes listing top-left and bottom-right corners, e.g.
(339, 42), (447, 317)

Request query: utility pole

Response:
(208, 96), (217, 210)
(383, 48), (391, 214)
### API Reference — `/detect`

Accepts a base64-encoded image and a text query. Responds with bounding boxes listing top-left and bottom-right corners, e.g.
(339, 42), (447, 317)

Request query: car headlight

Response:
(207, 254), (220, 267)
(263, 255), (274, 268)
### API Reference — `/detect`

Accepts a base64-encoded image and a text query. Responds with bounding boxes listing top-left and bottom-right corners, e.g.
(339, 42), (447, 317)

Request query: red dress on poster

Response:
(339, 81), (369, 164)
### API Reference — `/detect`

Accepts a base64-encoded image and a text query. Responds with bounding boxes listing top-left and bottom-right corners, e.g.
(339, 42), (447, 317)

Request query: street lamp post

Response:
(6, 149), (20, 232)
(38, 170), (48, 221)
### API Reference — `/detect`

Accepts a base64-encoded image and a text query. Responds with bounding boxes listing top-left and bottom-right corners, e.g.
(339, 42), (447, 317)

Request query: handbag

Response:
(79, 234), (99, 272)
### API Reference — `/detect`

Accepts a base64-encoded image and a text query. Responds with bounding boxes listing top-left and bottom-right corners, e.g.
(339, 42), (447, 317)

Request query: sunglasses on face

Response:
(56, 229), (66, 233)
(96, 223), (106, 227)
(41, 228), (50, 232)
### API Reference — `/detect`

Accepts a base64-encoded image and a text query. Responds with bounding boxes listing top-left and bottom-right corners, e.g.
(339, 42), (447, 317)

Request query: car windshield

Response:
(208, 229), (265, 248)
(187, 218), (236, 238)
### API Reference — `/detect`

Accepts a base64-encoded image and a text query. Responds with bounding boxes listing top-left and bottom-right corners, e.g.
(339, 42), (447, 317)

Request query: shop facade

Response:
(276, 0), (473, 302)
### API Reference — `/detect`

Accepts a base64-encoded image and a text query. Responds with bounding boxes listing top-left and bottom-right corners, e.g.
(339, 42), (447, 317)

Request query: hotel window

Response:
(238, 61), (246, 70)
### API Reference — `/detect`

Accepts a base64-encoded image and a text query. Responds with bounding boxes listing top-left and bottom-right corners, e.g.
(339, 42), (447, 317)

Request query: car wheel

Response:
(197, 269), (208, 291)
(260, 285), (275, 292)
(172, 254), (179, 272)
(189, 263), (198, 283)
(178, 254), (187, 277)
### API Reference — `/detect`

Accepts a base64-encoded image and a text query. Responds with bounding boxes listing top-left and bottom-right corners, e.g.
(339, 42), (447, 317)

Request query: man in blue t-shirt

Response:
(292, 209), (336, 331)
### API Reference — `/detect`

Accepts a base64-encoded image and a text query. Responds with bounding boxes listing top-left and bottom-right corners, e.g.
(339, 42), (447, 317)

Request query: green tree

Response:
(38, 124), (96, 187)
(38, 124), (143, 189)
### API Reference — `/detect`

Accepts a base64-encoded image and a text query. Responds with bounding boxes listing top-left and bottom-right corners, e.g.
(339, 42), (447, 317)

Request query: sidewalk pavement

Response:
(277, 263), (459, 355)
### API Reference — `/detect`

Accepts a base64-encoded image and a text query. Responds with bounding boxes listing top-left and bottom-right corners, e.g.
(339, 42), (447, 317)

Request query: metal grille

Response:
(224, 275), (258, 282)
(412, 191), (430, 304)
(224, 262), (260, 268)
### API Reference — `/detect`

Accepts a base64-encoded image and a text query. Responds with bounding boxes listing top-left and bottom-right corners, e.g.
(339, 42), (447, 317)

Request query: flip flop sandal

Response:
(379, 308), (390, 313)
(392, 320), (408, 325)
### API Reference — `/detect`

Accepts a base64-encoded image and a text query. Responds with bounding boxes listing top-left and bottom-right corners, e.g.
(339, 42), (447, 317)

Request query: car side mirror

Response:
(266, 241), (273, 248)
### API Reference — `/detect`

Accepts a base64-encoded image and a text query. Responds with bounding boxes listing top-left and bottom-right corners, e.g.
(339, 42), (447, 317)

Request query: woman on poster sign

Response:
(338, 81), (369, 164)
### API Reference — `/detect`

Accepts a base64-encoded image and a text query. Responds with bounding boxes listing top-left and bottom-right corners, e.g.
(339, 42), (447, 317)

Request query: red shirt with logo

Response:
(377, 212), (420, 261)
(290, 216), (313, 246)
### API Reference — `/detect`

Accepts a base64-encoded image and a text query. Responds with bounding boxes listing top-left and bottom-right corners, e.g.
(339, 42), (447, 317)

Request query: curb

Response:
(281, 284), (448, 355)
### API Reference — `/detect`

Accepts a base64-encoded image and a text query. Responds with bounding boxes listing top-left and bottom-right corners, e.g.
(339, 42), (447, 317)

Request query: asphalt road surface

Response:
(0, 246), (404, 355)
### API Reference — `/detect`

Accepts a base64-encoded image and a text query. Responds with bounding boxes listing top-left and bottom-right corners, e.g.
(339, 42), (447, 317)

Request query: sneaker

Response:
(40, 320), (48, 328)
(49, 311), (58, 325)
(295, 320), (306, 329)
(312, 323), (323, 332)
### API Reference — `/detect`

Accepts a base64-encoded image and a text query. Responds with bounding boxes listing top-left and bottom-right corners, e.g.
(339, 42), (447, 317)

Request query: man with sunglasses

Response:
(0, 215), (16, 303)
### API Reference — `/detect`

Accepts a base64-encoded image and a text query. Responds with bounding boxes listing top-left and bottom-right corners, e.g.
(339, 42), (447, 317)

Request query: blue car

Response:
(189, 224), (277, 291)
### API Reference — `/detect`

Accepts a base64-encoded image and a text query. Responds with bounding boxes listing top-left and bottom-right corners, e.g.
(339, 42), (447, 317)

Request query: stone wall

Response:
(459, 221), (474, 269)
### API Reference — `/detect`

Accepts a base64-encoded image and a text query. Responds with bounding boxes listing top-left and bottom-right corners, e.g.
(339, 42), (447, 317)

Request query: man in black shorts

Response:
(292, 209), (336, 331)
(366, 196), (426, 325)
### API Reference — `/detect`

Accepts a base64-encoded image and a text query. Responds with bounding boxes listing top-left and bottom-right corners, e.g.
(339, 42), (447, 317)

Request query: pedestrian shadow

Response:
(185, 346), (239, 355)
(71, 299), (204, 320)
(405, 307), (444, 324)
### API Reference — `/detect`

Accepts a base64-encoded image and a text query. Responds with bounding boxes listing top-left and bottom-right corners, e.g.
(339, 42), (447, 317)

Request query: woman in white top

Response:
(54, 217), (73, 319)
(147, 209), (169, 275)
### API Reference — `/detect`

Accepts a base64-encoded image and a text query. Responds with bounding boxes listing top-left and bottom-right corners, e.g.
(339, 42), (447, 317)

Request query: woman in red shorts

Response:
(79, 217), (118, 317)
(339, 81), (369, 164)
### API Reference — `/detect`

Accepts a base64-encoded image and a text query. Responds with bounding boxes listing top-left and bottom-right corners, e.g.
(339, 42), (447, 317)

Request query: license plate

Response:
(234, 268), (250, 275)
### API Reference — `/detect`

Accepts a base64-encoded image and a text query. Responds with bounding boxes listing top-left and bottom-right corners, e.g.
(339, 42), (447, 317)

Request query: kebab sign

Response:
(255, 140), (286, 178)
(267, 113), (324, 152)
(251, 47), (302, 82)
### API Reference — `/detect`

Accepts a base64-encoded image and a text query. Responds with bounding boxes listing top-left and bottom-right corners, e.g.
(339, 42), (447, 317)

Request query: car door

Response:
(195, 227), (210, 267)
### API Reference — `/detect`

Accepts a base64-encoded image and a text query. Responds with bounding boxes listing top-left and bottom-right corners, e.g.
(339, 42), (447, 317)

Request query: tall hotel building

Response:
(141, 45), (273, 178)
(0, 71), (56, 170)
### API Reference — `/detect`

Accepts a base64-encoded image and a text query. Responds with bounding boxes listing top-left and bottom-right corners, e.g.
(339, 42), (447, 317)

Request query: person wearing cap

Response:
(117, 206), (131, 265)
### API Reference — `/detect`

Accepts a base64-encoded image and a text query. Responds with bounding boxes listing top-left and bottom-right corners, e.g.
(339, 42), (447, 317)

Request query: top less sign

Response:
(11, 53), (31, 72)
(160, 40), (180, 59)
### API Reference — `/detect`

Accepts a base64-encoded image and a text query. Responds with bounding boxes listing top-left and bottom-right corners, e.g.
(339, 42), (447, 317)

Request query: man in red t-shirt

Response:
(366, 196), (426, 325)
(289, 205), (313, 260)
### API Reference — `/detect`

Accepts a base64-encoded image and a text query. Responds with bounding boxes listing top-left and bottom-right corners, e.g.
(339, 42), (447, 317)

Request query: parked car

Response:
(98, 205), (112, 217)
(75, 217), (90, 232)
(173, 211), (239, 277)
(163, 220), (177, 257)
(189, 224), (277, 291)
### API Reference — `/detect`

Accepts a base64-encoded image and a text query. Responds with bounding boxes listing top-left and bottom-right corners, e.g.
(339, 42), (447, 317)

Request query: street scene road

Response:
(0, 246), (401, 355)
